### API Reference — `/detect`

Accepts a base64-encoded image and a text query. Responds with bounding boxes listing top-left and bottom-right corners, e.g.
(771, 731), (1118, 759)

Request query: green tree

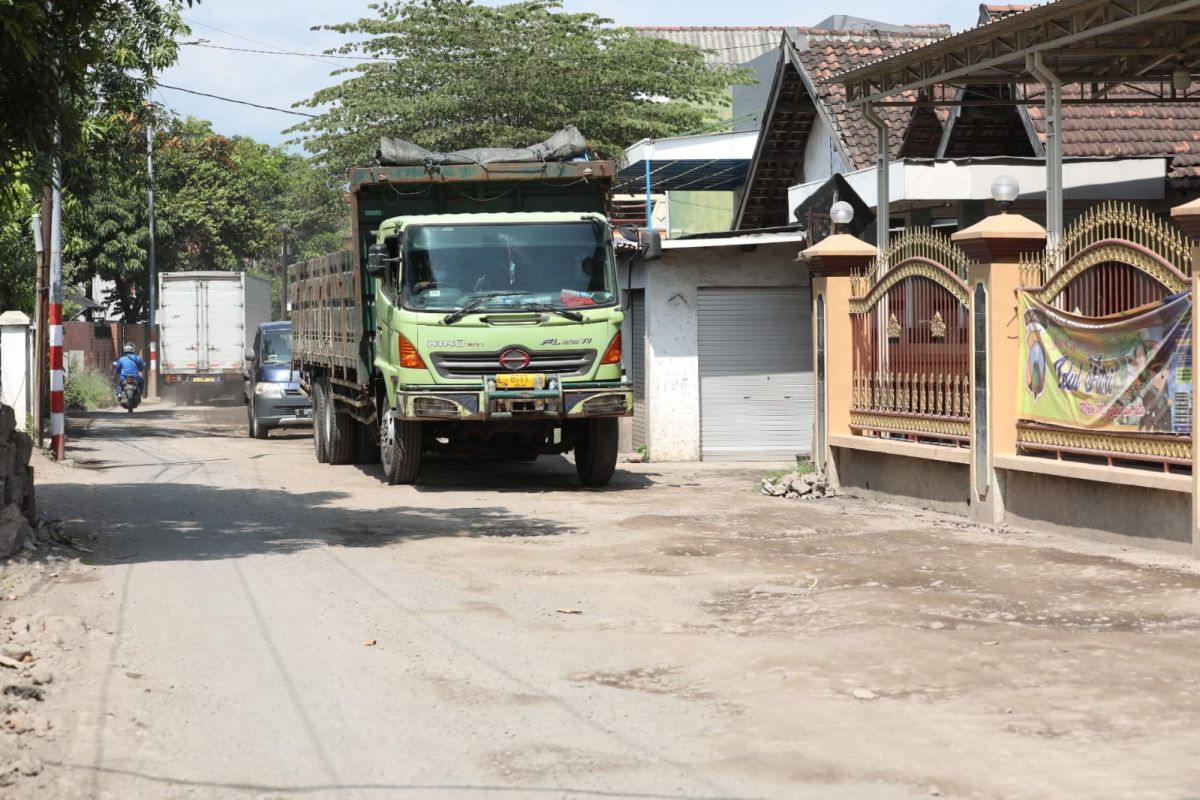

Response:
(290, 0), (747, 175)
(56, 114), (347, 321)
(0, 1), (193, 216)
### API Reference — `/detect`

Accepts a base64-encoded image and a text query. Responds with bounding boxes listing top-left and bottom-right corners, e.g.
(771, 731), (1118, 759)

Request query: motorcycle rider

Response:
(112, 344), (145, 398)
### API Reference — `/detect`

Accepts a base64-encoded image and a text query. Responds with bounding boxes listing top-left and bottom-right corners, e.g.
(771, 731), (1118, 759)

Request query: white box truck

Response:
(158, 271), (272, 401)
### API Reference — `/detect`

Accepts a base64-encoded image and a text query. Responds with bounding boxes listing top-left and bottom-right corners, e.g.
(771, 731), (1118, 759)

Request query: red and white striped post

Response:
(48, 147), (65, 460)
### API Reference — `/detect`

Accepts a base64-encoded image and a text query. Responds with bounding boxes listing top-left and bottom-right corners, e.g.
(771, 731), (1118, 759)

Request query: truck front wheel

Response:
(380, 408), (422, 485)
(312, 381), (330, 464)
(574, 418), (619, 487)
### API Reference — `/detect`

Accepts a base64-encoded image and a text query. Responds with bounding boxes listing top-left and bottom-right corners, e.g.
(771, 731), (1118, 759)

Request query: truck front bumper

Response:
(394, 381), (633, 422)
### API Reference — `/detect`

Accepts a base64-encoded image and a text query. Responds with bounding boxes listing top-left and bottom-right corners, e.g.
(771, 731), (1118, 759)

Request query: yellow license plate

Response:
(193, 377), (216, 383)
(496, 373), (542, 390)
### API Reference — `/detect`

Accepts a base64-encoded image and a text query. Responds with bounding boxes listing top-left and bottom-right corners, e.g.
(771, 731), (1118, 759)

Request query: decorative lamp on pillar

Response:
(990, 174), (1020, 213)
(829, 200), (854, 233)
(799, 205), (877, 481)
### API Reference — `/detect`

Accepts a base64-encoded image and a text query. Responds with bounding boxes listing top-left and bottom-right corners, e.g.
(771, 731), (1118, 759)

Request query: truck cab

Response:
(289, 134), (651, 487)
(243, 321), (312, 439)
(364, 211), (631, 483)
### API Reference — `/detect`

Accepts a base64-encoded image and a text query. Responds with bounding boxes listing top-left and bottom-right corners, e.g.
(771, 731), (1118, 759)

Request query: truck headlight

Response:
(255, 382), (285, 398)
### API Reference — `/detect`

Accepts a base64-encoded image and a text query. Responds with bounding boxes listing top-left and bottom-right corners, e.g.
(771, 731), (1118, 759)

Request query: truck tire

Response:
(247, 403), (269, 439)
(574, 418), (619, 487)
(322, 379), (356, 465)
(380, 408), (421, 485)
(312, 381), (330, 464)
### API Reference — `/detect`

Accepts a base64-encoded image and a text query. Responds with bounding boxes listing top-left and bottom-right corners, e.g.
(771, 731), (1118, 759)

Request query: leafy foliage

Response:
(290, 0), (749, 174)
(50, 114), (347, 321)
(0, 0), (193, 216)
(64, 367), (114, 411)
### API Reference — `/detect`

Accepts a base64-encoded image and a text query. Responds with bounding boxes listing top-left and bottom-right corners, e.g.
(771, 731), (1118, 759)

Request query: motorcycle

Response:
(116, 377), (141, 413)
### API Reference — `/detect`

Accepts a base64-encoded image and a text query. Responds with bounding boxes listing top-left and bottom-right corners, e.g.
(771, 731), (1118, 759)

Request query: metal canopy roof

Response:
(834, 0), (1200, 106)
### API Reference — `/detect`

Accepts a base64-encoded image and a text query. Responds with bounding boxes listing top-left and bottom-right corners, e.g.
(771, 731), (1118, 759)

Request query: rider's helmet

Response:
(123, 344), (135, 354)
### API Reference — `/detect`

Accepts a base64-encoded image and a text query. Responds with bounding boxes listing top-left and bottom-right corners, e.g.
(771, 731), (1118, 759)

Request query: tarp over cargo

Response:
(377, 126), (590, 166)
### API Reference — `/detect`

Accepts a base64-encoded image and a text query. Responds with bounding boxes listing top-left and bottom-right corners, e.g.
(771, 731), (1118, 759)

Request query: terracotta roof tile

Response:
(795, 32), (950, 171)
(1024, 86), (1200, 188)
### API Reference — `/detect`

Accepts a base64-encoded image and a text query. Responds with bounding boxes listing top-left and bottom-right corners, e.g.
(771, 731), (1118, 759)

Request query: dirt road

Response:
(13, 401), (1200, 799)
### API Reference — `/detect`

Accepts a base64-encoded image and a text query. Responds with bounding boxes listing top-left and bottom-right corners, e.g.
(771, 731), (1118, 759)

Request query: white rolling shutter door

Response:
(698, 287), (812, 461)
(630, 291), (647, 449)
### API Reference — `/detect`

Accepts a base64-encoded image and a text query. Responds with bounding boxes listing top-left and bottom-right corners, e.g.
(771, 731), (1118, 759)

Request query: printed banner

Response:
(1019, 291), (1193, 435)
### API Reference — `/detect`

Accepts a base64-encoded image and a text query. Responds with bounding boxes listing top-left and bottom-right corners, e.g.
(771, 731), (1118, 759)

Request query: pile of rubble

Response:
(761, 470), (838, 501)
(0, 406), (35, 559)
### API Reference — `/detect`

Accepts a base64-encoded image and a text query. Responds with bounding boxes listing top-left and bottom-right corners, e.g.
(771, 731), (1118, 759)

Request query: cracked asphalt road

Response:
(21, 400), (1200, 799)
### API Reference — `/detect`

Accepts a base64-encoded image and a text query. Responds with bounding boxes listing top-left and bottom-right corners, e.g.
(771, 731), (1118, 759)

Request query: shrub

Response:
(64, 368), (114, 411)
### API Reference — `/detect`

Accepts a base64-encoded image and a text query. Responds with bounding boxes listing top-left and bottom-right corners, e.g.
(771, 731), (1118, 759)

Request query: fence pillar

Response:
(953, 213), (1047, 524)
(799, 233), (877, 482)
(0, 312), (33, 431)
(1170, 199), (1200, 558)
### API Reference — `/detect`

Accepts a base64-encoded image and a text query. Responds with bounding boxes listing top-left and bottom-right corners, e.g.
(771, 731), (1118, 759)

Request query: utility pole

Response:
(48, 140), (64, 461)
(146, 107), (158, 398)
(280, 225), (290, 320)
(30, 210), (45, 447)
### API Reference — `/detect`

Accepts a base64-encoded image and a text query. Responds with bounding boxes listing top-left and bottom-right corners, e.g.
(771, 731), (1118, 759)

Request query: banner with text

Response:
(1019, 291), (1192, 435)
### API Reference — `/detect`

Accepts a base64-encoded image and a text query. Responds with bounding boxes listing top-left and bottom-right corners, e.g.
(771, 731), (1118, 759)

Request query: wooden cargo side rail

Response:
(289, 251), (363, 373)
(289, 251), (377, 425)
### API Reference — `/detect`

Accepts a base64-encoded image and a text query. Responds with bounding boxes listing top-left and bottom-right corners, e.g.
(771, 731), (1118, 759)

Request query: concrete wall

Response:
(643, 241), (810, 462)
(1000, 469), (1192, 556)
(832, 446), (972, 516)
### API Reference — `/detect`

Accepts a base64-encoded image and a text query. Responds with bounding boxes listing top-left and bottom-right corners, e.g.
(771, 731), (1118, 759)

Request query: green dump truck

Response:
(289, 129), (654, 486)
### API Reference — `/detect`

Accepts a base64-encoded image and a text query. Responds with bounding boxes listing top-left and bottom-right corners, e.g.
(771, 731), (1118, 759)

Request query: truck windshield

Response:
(402, 221), (614, 312)
(260, 331), (292, 366)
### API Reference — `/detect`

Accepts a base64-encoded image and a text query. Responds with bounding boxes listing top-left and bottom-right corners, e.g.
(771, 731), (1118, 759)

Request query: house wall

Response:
(642, 241), (809, 461)
(63, 322), (148, 374)
(666, 191), (735, 237)
(733, 49), (783, 132)
(803, 117), (850, 186)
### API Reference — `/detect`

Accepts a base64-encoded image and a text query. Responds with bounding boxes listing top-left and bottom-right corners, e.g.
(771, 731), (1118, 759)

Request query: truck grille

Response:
(431, 349), (595, 379)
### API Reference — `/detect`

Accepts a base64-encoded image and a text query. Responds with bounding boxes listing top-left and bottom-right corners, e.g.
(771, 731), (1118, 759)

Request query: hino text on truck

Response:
(288, 128), (658, 486)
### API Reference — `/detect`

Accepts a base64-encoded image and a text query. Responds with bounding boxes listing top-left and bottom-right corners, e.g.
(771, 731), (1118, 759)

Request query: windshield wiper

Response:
(514, 302), (585, 322)
(442, 291), (532, 325)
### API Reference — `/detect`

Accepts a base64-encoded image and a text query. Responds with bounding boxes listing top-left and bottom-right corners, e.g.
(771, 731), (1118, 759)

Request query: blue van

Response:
(244, 321), (311, 439)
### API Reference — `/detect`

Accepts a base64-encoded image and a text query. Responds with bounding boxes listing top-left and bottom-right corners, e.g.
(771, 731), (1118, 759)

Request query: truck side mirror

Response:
(245, 349), (256, 362)
(639, 228), (663, 260)
(365, 243), (388, 278)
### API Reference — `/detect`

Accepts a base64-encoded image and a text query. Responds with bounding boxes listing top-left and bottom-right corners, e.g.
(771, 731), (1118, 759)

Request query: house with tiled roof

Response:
(753, 5), (1200, 238)
(734, 24), (953, 231)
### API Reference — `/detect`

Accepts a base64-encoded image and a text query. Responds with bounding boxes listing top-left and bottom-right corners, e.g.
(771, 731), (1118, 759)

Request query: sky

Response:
(158, 0), (983, 151)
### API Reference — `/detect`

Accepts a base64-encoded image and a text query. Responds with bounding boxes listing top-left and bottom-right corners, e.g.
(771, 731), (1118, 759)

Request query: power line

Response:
(182, 41), (389, 62)
(180, 16), (343, 68)
(156, 83), (317, 118)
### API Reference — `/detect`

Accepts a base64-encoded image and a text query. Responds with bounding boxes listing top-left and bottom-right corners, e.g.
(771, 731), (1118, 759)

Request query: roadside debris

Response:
(555, 608), (582, 615)
(760, 470), (838, 500)
(363, 639), (377, 647)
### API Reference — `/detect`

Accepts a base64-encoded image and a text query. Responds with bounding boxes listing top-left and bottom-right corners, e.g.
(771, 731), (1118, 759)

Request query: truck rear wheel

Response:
(321, 379), (357, 465)
(574, 418), (619, 487)
(312, 381), (330, 464)
(380, 408), (422, 485)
